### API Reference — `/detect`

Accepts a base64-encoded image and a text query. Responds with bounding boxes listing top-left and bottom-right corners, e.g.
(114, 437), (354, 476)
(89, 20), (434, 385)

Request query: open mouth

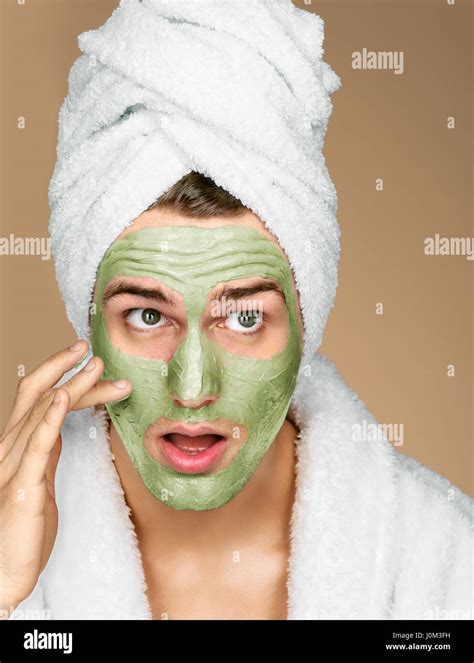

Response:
(163, 432), (225, 456)
(144, 419), (246, 475)
(154, 424), (231, 474)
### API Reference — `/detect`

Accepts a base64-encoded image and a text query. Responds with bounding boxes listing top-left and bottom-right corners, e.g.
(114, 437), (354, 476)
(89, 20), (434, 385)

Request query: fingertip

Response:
(110, 380), (132, 403)
(53, 388), (70, 407)
(112, 379), (130, 390)
(69, 339), (88, 353)
(94, 356), (105, 372)
(83, 356), (104, 374)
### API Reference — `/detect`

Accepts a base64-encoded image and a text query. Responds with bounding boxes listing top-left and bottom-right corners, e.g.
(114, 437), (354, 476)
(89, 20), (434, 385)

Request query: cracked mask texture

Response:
(90, 226), (302, 510)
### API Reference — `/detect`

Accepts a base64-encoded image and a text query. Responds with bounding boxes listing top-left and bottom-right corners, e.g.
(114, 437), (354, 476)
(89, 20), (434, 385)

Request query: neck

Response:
(108, 417), (298, 555)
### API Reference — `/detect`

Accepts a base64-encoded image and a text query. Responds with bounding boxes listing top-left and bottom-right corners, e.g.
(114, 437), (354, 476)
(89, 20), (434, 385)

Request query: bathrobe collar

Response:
(41, 353), (399, 619)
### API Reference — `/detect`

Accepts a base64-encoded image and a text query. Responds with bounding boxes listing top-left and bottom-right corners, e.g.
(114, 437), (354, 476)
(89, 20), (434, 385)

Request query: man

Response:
(2, 171), (472, 620)
(1, 0), (472, 620)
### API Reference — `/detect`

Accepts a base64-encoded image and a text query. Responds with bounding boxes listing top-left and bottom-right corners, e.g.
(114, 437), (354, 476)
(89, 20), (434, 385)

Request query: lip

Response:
(160, 435), (228, 474)
(144, 418), (247, 475)
(146, 420), (233, 475)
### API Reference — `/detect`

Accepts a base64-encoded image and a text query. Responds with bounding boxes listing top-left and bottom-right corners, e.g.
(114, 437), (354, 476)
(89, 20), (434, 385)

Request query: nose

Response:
(170, 393), (218, 409)
(167, 325), (220, 409)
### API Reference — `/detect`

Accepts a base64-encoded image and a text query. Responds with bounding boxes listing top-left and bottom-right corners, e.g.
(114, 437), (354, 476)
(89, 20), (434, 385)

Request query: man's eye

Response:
(126, 308), (166, 330)
(225, 311), (263, 334)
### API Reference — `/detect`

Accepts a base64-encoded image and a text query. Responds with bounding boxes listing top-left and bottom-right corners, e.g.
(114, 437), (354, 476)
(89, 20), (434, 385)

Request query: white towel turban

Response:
(48, 0), (341, 366)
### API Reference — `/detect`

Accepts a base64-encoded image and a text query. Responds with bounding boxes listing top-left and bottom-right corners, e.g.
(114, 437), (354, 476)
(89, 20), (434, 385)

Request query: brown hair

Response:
(146, 171), (249, 218)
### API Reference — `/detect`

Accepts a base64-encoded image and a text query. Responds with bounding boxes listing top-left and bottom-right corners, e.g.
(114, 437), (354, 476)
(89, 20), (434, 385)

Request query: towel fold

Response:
(49, 0), (341, 363)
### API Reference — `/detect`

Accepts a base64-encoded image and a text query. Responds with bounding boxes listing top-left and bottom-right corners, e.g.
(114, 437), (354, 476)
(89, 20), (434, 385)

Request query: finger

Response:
(56, 355), (107, 409)
(2, 340), (89, 437)
(0, 357), (116, 469)
(0, 389), (57, 466)
(73, 379), (132, 411)
(1, 355), (104, 470)
(45, 435), (62, 500)
(15, 389), (70, 489)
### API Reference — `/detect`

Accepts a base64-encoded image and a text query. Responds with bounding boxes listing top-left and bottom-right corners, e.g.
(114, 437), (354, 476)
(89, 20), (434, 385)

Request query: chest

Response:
(142, 548), (289, 620)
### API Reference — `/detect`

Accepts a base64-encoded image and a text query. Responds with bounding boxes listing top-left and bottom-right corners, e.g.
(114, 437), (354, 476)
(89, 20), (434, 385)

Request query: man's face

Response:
(90, 210), (303, 511)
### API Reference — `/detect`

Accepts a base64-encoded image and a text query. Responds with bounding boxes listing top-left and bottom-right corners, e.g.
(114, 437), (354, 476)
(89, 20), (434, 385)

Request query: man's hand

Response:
(0, 340), (131, 618)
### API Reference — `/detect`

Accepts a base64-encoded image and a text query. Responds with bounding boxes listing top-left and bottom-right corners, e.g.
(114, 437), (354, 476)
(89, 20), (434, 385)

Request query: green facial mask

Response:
(91, 225), (302, 510)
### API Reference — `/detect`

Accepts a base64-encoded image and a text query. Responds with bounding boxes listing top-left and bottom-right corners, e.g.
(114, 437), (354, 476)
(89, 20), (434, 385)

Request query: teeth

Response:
(164, 432), (222, 456)
(179, 447), (208, 455)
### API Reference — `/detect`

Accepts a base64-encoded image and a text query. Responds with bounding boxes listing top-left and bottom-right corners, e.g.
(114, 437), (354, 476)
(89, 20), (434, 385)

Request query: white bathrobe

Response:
(11, 354), (473, 620)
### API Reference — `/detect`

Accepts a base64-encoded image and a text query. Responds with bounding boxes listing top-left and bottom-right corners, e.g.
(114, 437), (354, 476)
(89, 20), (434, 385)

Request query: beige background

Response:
(0, 0), (472, 495)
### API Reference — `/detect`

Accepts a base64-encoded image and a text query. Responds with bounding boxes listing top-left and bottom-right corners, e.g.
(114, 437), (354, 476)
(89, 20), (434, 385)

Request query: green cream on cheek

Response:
(91, 226), (302, 510)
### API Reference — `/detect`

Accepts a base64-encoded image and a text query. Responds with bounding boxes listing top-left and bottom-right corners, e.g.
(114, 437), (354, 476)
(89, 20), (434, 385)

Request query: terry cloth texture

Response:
(11, 354), (474, 619)
(48, 0), (342, 366)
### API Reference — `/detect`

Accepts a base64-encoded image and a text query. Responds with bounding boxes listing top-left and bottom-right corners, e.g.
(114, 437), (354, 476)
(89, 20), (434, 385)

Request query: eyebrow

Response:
(102, 278), (286, 306)
(211, 280), (286, 303)
(102, 281), (176, 306)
